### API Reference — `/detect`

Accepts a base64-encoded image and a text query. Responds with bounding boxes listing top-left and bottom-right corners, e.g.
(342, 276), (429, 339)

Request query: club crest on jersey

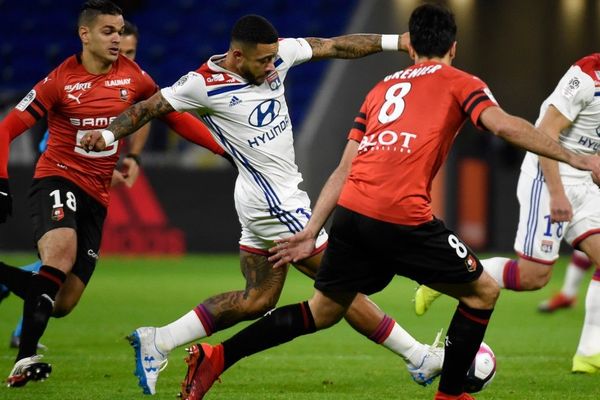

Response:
(266, 71), (281, 91)
(120, 88), (129, 101)
(465, 254), (477, 272)
(51, 207), (64, 222)
(541, 240), (553, 254)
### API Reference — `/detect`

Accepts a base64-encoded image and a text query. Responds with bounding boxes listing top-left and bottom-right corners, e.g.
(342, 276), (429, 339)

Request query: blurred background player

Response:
(0, 0), (227, 387)
(415, 53), (600, 374)
(0, 19), (160, 350)
(173, 5), (600, 400)
(538, 250), (594, 312)
(80, 14), (447, 396)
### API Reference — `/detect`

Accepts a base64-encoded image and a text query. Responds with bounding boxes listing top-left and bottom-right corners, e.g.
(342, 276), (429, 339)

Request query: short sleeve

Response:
(135, 69), (159, 101)
(277, 38), (313, 68)
(347, 100), (368, 142)
(14, 70), (60, 125)
(457, 75), (499, 130)
(544, 66), (595, 122)
(161, 72), (209, 112)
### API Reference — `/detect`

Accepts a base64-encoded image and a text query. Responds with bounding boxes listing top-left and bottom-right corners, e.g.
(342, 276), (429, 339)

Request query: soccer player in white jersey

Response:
(415, 54), (600, 373)
(81, 15), (446, 395)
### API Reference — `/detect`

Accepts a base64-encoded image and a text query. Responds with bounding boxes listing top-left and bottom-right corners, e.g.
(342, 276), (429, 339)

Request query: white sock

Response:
(481, 257), (511, 288)
(561, 251), (592, 298)
(382, 323), (425, 365)
(576, 280), (600, 356)
(155, 310), (208, 353)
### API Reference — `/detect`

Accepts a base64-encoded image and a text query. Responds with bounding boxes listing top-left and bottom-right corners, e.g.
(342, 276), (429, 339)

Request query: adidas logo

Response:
(229, 96), (242, 107)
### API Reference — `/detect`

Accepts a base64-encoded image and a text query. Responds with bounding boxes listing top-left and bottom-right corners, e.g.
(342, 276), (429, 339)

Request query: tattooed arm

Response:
(80, 91), (174, 151)
(306, 32), (409, 61)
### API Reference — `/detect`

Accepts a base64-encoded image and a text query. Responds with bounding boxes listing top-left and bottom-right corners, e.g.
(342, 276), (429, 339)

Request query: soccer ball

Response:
(464, 341), (496, 393)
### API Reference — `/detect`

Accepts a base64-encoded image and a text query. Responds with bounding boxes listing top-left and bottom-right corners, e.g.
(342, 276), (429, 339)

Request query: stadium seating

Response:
(0, 0), (358, 129)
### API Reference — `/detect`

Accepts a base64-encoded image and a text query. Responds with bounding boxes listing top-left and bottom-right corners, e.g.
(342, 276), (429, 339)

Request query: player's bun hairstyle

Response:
(123, 20), (139, 39)
(409, 3), (456, 58)
(231, 15), (279, 45)
(78, 0), (122, 27)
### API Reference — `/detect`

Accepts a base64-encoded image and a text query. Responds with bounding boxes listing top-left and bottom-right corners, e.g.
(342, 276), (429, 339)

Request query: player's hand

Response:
(121, 156), (140, 188)
(268, 229), (317, 269)
(399, 32), (410, 52)
(79, 130), (107, 152)
(110, 170), (127, 187)
(548, 192), (572, 223)
(570, 154), (600, 175)
(0, 178), (13, 223)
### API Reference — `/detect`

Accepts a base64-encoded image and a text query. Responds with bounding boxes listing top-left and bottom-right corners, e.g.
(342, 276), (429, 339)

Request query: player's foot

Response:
(127, 327), (168, 395)
(9, 334), (48, 351)
(180, 343), (224, 400)
(434, 392), (475, 400)
(6, 355), (52, 387)
(407, 329), (444, 386)
(414, 285), (442, 316)
(537, 292), (576, 313)
(572, 353), (600, 374)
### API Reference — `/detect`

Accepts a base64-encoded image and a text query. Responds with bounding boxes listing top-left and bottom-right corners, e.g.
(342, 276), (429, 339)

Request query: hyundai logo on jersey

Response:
(249, 99), (281, 127)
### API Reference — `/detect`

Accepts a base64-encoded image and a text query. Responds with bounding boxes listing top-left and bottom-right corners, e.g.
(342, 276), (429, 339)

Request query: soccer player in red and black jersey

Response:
(0, 0), (226, 387)
(172, 4), (600, 400)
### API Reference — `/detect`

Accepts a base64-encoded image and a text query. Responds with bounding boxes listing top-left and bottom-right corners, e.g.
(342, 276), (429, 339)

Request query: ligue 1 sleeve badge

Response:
(51, 207), (64, 221)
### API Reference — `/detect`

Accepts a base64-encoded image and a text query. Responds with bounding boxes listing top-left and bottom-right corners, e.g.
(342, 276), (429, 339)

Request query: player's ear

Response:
(79, 26), (90, 44)
(449, 41), (457, 60)
(407, 42), (416, 61)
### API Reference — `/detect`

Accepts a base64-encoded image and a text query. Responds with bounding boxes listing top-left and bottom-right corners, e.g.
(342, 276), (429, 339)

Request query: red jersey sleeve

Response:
(134, 68), (159, 102)
(457, 76), (498, 130)
(0, 72), (60, 178)
(162, 112), (225, 155)
(347, 100), (368, 142)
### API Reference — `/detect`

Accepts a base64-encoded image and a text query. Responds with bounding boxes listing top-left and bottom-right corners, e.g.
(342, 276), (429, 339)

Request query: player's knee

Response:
(245, 294), (279, 318)
(518, 263), (552, 290)
(52, 299), (78, 318)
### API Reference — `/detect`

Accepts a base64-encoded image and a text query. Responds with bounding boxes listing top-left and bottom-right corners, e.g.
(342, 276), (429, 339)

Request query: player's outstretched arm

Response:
(269, 140), (359, 268)
(306, 32), (409, 60)
(479, 106), (600, 178)
(80, 91), (175, 151)
(536, 105), (574, 223)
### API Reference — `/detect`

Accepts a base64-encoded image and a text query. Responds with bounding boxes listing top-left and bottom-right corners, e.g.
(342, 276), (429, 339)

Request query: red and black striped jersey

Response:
(338, 61), (497, 225)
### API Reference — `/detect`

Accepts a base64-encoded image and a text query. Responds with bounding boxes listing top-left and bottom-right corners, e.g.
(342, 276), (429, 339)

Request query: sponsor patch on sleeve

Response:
(562, 76), (581, 99)
(15, 89), (36, 111)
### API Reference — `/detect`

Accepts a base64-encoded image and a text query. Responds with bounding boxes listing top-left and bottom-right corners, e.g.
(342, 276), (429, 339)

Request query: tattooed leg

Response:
(201, 250), (289, 331)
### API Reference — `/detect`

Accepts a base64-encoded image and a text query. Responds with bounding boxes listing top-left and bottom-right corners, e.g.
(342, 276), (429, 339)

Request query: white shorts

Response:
(514, 171), (600, 264)
(236, 190), (328, 256)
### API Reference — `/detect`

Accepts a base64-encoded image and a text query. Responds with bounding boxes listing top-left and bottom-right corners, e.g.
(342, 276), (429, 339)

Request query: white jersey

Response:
(521, 54), (600, 184)
(161, 38), (313, 209)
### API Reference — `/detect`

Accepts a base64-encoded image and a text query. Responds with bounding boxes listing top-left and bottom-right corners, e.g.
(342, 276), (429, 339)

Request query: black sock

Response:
(17, 265), (66, 361)
(222, 301), (316, 370)
(0, 261), (33, 299)
(438, 303), (493, 395)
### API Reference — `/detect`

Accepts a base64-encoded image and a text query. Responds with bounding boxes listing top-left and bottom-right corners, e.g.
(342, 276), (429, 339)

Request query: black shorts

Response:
(315, 206), (483, 295)
(29, 177), (107, 285)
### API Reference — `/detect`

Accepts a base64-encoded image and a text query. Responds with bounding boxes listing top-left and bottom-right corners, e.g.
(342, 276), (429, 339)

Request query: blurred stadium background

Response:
(1, 0), (598, 255)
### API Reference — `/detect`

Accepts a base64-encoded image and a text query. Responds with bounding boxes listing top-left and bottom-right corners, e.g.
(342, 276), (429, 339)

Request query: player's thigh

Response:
(390, 218), (484, 286)
(315, 207), (395, 296)
(308, 289), (357, 329)
(237, 191), (328, 254)
(29, 177), (84, 271)
(514, 172), (565, 264)
(577, 234), (600, 267)
(70, 195), (106, 286)
(240, 250), (289, 303)
(429, 270), (499, 310)
(292, 250), (324, 279)
(53, 273), (86, 317)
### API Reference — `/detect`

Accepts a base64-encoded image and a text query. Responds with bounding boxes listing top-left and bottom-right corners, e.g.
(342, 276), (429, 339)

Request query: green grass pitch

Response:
(0, 253), (597, 399)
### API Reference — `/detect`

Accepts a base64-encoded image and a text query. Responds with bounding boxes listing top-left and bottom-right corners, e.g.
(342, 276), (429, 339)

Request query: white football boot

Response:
(127, 327), (169, 395)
